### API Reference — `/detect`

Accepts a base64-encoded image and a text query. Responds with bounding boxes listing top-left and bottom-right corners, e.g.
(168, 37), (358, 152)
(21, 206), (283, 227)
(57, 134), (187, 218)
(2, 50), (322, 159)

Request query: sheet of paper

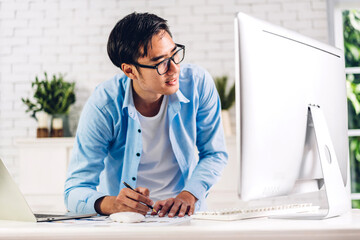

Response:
(141, 214), (191, 226)
(40, 214), (191, 227)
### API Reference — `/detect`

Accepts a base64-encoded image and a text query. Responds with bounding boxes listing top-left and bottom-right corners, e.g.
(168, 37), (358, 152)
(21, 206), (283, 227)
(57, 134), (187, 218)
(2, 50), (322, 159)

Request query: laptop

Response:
(0, 159), (96, 222)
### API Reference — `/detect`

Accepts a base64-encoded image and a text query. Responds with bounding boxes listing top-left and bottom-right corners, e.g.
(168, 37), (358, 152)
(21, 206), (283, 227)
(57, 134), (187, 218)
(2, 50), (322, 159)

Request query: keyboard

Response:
(192, 203), (320, 221)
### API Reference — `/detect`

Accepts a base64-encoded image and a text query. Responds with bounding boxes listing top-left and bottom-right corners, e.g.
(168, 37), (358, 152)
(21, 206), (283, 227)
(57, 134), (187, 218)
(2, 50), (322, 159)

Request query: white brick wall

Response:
(0, 0), (329, 178)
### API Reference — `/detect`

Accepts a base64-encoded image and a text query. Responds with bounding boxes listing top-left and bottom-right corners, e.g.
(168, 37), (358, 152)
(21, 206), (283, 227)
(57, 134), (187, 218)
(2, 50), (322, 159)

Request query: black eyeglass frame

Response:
(133, 43), (185, 75)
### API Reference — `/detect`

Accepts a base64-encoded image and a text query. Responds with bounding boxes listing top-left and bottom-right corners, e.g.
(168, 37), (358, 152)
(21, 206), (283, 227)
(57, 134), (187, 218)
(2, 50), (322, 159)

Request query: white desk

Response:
(0, 210), (359, 240)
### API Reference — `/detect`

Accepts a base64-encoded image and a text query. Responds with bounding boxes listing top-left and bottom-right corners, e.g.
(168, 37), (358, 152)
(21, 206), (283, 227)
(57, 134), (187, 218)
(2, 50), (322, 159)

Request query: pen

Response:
(123, 181), (157, 213)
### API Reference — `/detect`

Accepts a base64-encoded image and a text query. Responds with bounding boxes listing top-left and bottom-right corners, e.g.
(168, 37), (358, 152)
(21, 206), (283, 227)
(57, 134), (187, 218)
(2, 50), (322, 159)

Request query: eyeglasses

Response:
(134, 44), (185, 75)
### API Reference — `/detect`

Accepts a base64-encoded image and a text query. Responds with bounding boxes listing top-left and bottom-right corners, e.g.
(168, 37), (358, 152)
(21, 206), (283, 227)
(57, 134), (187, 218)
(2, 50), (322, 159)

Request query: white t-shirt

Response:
(135, 95), (183, 202)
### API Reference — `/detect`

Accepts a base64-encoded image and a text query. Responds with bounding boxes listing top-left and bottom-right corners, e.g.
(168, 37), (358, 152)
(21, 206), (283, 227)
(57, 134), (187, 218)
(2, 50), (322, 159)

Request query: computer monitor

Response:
(234, 12), (351, 218)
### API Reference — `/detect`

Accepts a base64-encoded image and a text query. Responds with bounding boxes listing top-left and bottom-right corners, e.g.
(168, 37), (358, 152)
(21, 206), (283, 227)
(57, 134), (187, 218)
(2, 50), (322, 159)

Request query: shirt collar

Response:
(122, 77), (190, 116)
(122, 77), (133, 112)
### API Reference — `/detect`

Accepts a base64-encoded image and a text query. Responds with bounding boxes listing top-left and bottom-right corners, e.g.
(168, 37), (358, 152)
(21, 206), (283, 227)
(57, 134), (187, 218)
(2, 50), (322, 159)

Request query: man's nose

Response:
(166, 59), (179, 75)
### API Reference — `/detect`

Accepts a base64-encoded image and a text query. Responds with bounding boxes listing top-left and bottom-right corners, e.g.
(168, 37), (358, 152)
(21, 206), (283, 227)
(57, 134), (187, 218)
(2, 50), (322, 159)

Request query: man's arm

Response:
(182, 69), (228, 208)
(64, 98), (115, 214)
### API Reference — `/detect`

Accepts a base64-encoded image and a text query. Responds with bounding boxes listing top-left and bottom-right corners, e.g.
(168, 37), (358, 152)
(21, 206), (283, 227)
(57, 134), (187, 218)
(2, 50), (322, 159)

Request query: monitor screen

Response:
(234, 13), (349, 203)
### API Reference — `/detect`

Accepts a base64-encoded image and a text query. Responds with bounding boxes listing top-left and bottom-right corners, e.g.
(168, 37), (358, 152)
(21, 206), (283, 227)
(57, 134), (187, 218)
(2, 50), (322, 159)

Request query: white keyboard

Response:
(192, 203), (320, 221)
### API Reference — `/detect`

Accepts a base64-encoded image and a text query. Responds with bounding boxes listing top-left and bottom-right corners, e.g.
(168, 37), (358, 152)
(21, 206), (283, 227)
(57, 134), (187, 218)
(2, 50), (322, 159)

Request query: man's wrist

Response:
(94, 195), (115, 215)
(180, 190), (198, 203)
(94, 196), (106, 215)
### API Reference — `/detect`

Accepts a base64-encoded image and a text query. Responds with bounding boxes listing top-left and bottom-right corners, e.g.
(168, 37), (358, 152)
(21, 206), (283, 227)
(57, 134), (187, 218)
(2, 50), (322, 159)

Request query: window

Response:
(329, 0), (360, 208)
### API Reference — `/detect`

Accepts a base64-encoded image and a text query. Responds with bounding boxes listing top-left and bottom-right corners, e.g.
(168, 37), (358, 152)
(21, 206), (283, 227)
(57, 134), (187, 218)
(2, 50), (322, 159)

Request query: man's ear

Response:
(121, 63), (138, 80)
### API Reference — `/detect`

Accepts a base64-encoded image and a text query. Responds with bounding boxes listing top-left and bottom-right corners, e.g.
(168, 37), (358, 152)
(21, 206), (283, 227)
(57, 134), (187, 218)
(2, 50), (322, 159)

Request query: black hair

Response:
(107, 12), (172, 69)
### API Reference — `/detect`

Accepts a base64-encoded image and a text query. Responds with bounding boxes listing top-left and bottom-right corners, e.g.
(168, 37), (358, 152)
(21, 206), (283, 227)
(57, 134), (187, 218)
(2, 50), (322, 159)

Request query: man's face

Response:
(132, 30), (180, 101)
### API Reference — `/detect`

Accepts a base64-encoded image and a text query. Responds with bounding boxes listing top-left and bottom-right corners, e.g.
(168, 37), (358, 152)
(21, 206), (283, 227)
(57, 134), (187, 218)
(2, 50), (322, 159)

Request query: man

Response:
(64, 12), (228, 218)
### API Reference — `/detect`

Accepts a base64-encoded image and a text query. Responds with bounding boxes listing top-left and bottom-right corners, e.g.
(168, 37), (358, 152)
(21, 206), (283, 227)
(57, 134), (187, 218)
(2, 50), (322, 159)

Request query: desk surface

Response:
(0, 209), (360, 240)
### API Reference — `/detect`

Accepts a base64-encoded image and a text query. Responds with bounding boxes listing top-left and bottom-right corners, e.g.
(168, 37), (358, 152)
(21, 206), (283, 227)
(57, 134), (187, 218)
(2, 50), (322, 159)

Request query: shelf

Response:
(14, 137), (75, 147)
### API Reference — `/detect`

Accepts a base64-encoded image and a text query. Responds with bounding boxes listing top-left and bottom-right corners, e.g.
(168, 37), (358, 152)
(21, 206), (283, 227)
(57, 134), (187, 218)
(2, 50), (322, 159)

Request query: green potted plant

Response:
(214, 75), (235, 136)
(22, 72), (76, 137)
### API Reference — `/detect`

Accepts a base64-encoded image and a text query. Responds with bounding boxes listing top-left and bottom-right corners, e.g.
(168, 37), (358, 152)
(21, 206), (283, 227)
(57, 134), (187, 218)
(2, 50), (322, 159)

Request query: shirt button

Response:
(138, 129), (141, 133)
(136, 153), (140, 157)
(132, 177), (136, 181)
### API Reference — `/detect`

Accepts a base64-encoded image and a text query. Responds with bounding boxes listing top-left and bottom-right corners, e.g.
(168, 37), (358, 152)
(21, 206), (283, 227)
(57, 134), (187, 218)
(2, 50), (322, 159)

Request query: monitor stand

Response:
(280, 105), (350, 219)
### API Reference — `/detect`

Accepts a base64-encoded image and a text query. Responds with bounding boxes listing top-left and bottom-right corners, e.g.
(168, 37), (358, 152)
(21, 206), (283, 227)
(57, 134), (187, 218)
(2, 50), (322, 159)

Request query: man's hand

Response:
(95, 187), (154, 216)
(152, 191), (197, 218)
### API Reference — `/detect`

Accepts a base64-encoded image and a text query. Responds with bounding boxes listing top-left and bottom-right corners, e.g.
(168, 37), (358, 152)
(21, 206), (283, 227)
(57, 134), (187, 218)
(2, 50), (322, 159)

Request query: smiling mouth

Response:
(166, 79), (177, 84)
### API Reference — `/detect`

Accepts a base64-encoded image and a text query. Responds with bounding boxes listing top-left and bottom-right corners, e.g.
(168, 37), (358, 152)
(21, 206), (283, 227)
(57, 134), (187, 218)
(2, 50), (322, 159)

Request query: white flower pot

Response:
(221, 110), (232, 136)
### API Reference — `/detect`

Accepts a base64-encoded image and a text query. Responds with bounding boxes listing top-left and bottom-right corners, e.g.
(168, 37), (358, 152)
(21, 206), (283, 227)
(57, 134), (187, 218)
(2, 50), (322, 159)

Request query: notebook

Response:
(0, 158), (96, 222)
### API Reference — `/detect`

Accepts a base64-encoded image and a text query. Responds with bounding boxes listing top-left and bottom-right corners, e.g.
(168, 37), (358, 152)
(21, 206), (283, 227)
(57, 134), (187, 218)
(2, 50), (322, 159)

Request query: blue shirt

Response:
(64, 63), (228, 214)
